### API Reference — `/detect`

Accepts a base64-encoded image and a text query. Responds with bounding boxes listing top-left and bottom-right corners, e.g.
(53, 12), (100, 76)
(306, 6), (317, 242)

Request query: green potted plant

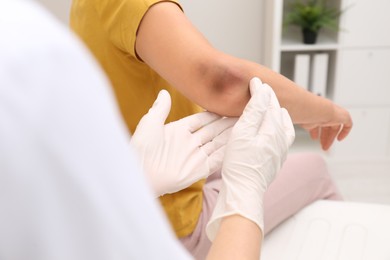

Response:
(284, 0), (342, 44)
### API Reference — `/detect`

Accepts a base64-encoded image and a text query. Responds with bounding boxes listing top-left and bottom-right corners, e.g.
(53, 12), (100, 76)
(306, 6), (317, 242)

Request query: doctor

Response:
(0, 1), (294, 259)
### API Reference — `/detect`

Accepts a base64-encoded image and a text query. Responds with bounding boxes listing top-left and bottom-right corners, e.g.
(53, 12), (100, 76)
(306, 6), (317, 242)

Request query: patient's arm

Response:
(135, 2), (352, 150)
(207, 216), (262, 260)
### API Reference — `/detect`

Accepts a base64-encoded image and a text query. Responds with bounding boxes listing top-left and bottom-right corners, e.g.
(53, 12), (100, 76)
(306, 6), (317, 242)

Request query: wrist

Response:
(206, 181), (265, 241)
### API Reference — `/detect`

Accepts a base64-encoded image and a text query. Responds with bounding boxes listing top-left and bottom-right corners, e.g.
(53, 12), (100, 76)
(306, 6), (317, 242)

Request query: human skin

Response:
(135, 2), (352, 151)
(207, 215), (262, 260)
(134, 3), (351, 258)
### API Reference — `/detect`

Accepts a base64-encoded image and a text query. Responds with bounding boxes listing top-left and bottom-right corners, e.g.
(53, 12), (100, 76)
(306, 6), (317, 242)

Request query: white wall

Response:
(36, 0), (265, 62)
(180, 0), (265, 63)
(36, 0), (72, 24)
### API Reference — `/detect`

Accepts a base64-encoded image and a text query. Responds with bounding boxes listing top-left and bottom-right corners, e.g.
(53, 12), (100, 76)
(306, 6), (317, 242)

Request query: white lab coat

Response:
(0, 1), (191, 259)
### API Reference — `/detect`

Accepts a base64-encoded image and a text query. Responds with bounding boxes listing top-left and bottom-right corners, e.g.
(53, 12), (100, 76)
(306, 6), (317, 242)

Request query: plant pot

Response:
(302, 28), (318, 44)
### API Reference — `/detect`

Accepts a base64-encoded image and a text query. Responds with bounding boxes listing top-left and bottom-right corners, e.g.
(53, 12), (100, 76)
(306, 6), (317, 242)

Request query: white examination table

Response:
(262, 200), (390, 260)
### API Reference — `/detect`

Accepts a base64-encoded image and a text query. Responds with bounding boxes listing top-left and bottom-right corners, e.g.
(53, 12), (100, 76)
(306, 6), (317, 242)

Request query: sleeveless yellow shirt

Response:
(70, 0), (204, 237)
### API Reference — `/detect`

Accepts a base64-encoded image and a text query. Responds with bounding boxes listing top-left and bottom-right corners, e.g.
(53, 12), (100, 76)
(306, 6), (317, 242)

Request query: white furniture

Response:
(262, 0), (390, 163)
(262, 200), (390, 260)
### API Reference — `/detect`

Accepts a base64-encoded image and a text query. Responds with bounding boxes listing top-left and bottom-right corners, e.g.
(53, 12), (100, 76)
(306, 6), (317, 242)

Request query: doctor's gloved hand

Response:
(206, 77), (295, 241)
(131, 90), (237, 197)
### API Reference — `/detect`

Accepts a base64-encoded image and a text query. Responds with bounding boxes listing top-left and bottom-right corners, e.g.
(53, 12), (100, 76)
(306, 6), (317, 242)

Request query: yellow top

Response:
(70, 0), (204, 237)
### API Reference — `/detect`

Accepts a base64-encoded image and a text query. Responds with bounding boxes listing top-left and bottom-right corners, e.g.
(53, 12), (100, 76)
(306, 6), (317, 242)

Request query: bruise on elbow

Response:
(202, 63), (250, 117)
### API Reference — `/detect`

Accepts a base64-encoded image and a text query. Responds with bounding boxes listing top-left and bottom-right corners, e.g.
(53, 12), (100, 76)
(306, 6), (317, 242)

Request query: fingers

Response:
(310, 127), (320, 140)
(337, 123), (352, 141)
(133, 90), (171, 135)
(143, 90), (172, 125)
(181, 112), (221, 133)
(206, 144), (226, 175)
(201, 127), (233, 155)
(257, 101), (286, 137)
(306, 123), (350, 151)
(281, 108), (295, 147)
(299, 124), (320, 140)
(320, 125), (341, 151)
(201, 125), (235, 176)
(237, 77), (271, 136)
(249, 77), (263, 95)
(196, 117), (237, 145)
(265, 83), (281, 109)
(334, 105), (353, 141)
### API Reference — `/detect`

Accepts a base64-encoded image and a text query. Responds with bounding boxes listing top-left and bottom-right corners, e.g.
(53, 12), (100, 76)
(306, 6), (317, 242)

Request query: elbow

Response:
(197, 56), (251, 117)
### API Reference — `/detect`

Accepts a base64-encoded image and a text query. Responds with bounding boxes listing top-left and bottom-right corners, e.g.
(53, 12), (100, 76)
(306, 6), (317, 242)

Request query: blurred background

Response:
(38, 0), (390, 205)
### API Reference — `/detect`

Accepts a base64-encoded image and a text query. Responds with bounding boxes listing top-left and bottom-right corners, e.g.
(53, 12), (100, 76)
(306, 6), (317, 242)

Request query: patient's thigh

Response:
(263, 153), (342, 235)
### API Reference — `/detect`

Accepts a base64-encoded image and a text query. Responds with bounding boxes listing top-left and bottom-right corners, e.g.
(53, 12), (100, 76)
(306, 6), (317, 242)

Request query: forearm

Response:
(240, 59), (336, 124)
(135, 1), (352, 150)
(194, 52), (336, 124)
(136, 2), (335, 125)
(197, 56), (352, 151)
(207, 215), (262, 260)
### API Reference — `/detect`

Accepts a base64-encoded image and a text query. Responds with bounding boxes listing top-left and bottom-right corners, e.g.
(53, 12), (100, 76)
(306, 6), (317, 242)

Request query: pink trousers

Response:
(180, 153), (343, 260)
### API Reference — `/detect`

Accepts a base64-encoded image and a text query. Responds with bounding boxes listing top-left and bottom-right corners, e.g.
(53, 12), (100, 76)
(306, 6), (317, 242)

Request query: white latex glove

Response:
(131, 90), (237, 197)
(206, 77), (295, 241)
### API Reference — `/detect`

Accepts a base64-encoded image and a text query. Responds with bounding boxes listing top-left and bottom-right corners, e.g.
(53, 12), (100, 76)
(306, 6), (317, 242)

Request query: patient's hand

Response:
(300, 104), (353, 150)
